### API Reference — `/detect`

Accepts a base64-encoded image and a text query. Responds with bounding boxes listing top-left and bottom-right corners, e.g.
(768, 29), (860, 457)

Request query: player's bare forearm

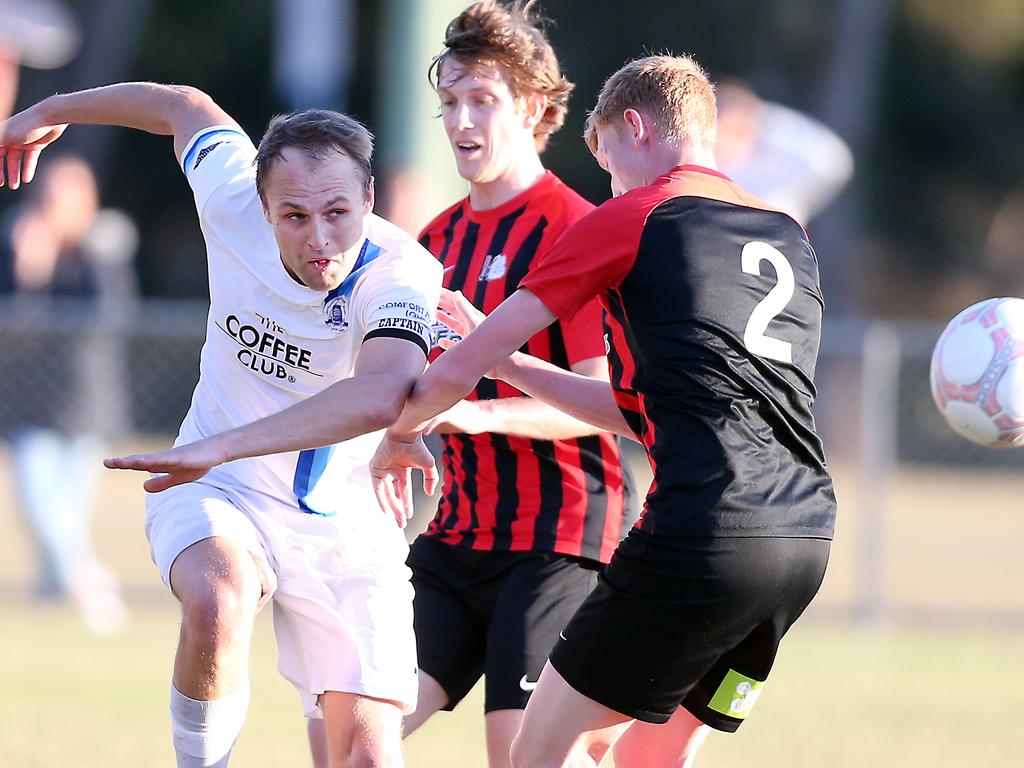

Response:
(215, 335), (427, 460)
(6, 83), (236, 163)
(107, 339), (428, 493)
(389, 290), (556, 438)
(429, 396), (606, 440)
(217, 372), (415, 461)
(107, 371), (418, 493)
(496, 352), (637, 439)
(387, 364), (476, 439)
(34, 85), (186, 135)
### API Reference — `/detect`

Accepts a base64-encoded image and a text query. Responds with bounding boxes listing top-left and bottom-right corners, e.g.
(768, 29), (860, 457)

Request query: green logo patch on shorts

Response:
(707, 669), (765, 719)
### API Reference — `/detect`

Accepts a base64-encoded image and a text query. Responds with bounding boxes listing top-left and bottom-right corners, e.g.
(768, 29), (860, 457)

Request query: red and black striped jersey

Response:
(521, 165), (837, 540)
(419, 171), (633, 563)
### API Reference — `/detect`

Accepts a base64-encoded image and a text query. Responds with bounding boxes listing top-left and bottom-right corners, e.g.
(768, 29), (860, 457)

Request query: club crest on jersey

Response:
(479, 253), (508, 282)
(323, 294), (349, 333)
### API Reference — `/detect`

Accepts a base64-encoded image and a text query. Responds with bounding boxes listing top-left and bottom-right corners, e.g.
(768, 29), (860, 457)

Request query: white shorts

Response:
(145, 481), (417, 717)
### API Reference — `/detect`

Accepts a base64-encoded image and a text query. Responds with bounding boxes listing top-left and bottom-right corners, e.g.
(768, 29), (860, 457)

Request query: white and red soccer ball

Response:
(930, 297), (1024, 449)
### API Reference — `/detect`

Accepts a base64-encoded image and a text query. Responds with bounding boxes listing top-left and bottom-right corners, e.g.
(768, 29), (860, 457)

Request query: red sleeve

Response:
(559, 297), (606, 366)
(519, 192), (648, 321)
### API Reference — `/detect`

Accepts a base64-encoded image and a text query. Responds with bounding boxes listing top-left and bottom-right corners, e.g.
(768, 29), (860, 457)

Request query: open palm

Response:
(104, 438), (230, 493)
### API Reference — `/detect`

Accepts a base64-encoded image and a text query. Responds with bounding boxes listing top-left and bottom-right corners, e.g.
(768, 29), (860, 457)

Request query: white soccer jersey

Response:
(174, 125), (441, 520)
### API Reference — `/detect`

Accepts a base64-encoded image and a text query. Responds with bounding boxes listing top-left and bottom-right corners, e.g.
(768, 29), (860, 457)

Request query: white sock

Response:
(169, 682), (250, 767)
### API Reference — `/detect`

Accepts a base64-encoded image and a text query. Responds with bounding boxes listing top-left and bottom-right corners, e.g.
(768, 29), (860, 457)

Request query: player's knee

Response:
(511, 732), (601, 768)
(179, 576), (257, 650)
(612, 717), (710, 768)
(335, 739), (402, 768)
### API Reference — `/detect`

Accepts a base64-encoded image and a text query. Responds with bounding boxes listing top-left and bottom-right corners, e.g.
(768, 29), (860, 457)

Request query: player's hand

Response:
(422, 399), (489, 436)
(435, 289), (504, 379)
(0, 103), (69, 189)
(369, 433), (439, 528)
(437, 288), (486, 338)
(103, 437), (230, 493)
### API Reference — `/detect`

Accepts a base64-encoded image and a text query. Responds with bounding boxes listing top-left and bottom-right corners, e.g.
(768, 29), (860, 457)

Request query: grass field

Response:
(3, 444), (1024, 766)
(3, 602), (1022, 767)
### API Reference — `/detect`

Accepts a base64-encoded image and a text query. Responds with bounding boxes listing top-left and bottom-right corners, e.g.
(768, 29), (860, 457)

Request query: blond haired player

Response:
(369, 53), (837, 767)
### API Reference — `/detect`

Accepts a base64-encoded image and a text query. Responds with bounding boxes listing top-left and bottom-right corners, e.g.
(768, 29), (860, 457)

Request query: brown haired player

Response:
(0, 84), (442, 767)
(348, 3), (633, 767)
(371, 53), (837, 767)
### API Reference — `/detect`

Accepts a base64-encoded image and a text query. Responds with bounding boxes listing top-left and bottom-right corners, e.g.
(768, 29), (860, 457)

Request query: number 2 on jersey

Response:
(741, 241), (794, 364)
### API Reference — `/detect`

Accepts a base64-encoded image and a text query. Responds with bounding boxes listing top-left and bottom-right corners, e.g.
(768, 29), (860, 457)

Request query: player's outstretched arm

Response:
(0, 82), (238, 188)
(434, 288), (637, 439)
(105, 336), (429, 504)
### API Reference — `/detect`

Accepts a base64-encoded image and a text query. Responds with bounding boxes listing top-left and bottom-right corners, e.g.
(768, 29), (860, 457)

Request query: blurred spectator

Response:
(715, 78), (854, 226)
(0, 154), (138, 634)
(0, 0), (80, 119)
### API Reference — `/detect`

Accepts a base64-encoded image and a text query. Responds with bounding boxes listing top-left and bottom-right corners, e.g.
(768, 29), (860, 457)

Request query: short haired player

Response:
(369, 53), (837, 767)
(0, 84), (441, 767)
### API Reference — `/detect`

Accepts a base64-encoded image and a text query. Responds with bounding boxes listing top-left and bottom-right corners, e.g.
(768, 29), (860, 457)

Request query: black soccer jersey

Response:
(521, 165), (837, 539)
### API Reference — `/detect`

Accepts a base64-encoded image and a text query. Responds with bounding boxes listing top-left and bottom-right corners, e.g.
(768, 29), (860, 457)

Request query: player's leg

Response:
(274, 514), (418, 768)
(147, 485), (275, 768)
(535, 531), (831, 767)
(403, 670), (451, 734)
(611, 707), (710, 768)
(308, 718), (330, 768)
(320, 692), (405, 767)
(484, 552), (600, 768)
(509, 663), (632, 768)
(167, 536), (268, 767)
(402, 536), (488, 735)
(484, 710), (523, 768)
(169, 537), (264, 697)
(308, 669), (448, 768)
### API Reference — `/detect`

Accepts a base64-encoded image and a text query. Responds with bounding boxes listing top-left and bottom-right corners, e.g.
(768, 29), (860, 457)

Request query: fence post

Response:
(856, 322), (900, 623)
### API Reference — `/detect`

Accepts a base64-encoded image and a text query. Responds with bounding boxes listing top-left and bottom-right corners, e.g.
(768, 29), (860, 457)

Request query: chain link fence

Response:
(1, 298), (1021, 622)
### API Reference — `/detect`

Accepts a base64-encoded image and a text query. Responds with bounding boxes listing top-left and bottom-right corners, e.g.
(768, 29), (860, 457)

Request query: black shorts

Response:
(549, 529), (830, 731)
(408, 534), (600, 712)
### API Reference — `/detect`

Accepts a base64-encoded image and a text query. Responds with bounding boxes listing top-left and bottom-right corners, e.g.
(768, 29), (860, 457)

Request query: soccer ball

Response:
(930, 297), (1024, 448)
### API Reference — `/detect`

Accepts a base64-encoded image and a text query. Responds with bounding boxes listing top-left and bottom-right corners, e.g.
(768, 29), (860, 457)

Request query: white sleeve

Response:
(179, 126), (259, 215)
(357, 248), (443, 358)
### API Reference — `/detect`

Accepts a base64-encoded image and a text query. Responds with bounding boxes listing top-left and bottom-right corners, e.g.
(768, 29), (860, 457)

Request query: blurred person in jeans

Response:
(0, 154), (137, 633)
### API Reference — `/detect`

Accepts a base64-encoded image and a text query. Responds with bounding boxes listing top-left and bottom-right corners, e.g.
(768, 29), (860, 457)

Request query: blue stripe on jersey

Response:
(321, 238), (385, 308)
(293, 444), (338, 516)
(294, 239), (386, 514)
(182, 128), (245, 174)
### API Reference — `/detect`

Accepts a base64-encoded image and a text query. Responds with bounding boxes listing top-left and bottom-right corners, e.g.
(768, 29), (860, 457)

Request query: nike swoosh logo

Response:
(559, 630), (568, 641)
(519, 675), (539, 692)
